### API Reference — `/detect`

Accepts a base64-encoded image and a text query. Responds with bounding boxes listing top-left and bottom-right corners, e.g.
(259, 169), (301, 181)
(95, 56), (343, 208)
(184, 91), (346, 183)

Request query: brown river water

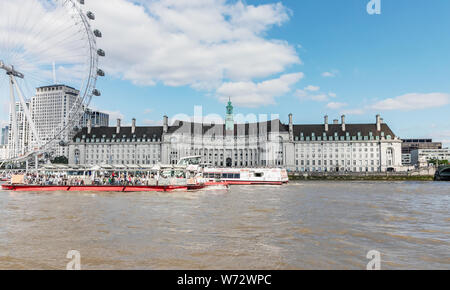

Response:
(0, 181), (449, 270)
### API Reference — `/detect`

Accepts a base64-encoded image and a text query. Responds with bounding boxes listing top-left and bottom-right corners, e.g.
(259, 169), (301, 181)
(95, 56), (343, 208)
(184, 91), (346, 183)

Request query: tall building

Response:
(401, 139), (442, 165)
(8, 101), (31, 158)
(69, 102), (404, 172)
(1, 126), (8, 145)
(0, 145), (7, 160)
(30, 84), (81, 158)
(6, 84), (110, 160)
(80, 108), (110, 128)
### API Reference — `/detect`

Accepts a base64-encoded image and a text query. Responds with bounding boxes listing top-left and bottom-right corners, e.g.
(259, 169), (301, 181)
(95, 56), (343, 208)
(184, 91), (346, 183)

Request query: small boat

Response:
(179, 156), (289, 185)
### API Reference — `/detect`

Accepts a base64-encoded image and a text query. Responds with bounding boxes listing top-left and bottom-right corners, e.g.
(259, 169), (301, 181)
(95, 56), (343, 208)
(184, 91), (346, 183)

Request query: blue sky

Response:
(86, 0), (450, 146)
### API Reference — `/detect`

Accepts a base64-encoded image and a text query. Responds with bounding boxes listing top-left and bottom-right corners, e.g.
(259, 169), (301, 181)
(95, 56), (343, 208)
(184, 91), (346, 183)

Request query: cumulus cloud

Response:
(296, 86), (336, 102)
(0, 0), (92, 97)
(86, 0), (301, 92)
(321, 70), (339, 78)
(326, 102), (347, 110)
(304, 85), (320, 92)
(102, 110), (125, 125)
(216, 72), (304, 107)
(341, 108), (365, 115)
(431, 130), (450, 147)
(371, 93), (450, 111)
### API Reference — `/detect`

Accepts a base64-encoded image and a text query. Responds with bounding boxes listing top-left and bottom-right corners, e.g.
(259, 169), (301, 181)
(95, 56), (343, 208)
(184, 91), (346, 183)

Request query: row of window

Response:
(296, 160), (380, 166)
(296, 167), (380, 172)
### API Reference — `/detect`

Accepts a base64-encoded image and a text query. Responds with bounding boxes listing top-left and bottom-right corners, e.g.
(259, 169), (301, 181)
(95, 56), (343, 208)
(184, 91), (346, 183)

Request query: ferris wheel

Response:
(0, 0), (104, 163)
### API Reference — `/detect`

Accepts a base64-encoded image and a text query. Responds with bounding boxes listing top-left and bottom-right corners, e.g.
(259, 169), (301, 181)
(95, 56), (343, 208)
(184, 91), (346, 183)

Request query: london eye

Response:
(0, 0), (104, 164)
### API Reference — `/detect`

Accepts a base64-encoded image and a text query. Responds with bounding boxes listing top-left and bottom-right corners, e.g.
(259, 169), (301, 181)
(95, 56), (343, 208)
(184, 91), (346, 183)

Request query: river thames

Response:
(0, 181), (448, 270)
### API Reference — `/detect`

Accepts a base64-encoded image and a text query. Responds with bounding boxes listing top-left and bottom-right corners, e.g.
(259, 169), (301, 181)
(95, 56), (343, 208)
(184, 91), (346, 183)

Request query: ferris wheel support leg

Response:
(9, 76), (19, 158)
(11, 75), (42, 147)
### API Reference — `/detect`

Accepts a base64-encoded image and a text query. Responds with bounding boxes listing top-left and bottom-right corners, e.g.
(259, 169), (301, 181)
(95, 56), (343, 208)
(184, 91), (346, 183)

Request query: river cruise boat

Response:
(179, 156), (289, 185)
(1, 162), (228, 192)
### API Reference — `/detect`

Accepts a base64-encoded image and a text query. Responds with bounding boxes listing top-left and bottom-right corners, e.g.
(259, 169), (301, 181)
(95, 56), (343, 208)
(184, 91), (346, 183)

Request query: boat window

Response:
(233, 174), (240, 179)
(255, 172), (264, 178)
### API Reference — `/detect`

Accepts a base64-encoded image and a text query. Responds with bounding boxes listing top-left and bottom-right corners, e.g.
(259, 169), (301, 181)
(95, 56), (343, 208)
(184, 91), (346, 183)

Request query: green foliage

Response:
(428, 159), (448, 166)
(52, 156), (68, 164)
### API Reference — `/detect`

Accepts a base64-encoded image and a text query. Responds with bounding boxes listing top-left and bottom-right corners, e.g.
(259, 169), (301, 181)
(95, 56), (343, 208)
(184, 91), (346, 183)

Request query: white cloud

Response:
(296, 86), (336, 102)
(341, 108), (365, 115)
(321, 69), (339, 78)
(431, 130), (450, 147)
(326, 102), (347, 110)
(142, 119), (163, 126)
(216, 72), (304, 107)
(328, 92), (337, 98)
(371, 93), (450, 111)
(321, 72), (335, 77)
(304, 85), (320, 92)
(0, 0), (92, 94)
(143, 109), (153, 114)
(102, 110), (125, 125)
(86, 0), (301, 91)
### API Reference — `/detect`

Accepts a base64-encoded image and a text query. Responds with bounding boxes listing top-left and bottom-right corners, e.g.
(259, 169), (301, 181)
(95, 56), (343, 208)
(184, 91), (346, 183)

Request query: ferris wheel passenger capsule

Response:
(87, 11), (95, 20)
(97, 49), (105, 57)
(97, 69), (105, 77)
(78, 0), (85, 4)
(94, 29), (102, 38)
(93, 89), (101, 96)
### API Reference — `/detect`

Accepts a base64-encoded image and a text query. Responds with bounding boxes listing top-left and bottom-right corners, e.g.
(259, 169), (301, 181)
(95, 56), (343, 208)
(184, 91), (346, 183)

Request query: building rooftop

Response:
(74, 126), (163, 140)
(293, 123), (396, 139)
(36, 84), (77, 91)
(73, 119), (400, 142)
(167, 119), (289, 137)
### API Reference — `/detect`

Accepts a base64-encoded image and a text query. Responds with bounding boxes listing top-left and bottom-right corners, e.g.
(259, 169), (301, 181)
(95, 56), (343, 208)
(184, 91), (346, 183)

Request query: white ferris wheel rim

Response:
(0, 0), (101, 163)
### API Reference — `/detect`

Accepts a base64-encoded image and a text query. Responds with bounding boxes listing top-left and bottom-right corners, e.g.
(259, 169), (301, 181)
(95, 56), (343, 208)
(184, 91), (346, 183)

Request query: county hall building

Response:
(68, 101), (403, 172)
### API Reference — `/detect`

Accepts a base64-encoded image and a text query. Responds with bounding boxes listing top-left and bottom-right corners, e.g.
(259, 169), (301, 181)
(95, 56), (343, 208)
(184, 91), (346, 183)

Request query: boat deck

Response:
(1, 182), (227, 192)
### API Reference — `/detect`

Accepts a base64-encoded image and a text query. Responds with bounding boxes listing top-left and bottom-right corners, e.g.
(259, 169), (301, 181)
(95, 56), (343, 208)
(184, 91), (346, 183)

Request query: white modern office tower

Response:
(0, 145), (7, 160)
(1, 126), (8, 145)
(8, 101), (30, 159)
(30, 85), (81, 158)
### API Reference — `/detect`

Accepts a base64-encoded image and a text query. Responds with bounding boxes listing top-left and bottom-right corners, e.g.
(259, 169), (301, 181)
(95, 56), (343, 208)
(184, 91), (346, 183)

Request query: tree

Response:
(52, 156), (68, 164)
(428, 159), (448, 166)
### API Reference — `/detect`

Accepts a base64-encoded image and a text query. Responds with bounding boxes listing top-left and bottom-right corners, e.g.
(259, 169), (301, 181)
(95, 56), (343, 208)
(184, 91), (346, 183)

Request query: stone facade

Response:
(69, 104), (403, 172)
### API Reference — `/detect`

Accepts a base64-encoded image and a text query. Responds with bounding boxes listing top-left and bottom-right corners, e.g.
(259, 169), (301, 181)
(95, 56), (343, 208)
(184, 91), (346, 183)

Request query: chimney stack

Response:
(163, 115), (168, 133)
(132, 118), (136, 134)
(324, 115), (329, 132)
(376, 114), (381, 131)
(341, 115), (346, 131)
(333, 119), (339, 125)
(87, 118), (92, 135)
(116, 119), (121, 134)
